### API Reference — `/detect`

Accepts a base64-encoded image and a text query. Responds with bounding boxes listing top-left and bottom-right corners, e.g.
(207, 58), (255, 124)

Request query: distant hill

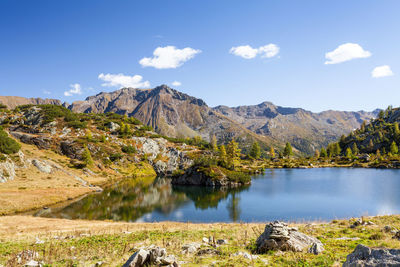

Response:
(0, 96), (61, 109)
(0, 85), (378, 154)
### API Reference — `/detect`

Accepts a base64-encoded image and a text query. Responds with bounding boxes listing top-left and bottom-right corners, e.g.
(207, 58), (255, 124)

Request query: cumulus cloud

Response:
(372, 65), (394, 78)
(171, 81), (181, 87)
(139, 46), (201, 69)
(325, 43), (371, 64)
(64, 83), (82, 96)
(98, 73), (150, 88)
(229, 44), (280, 59)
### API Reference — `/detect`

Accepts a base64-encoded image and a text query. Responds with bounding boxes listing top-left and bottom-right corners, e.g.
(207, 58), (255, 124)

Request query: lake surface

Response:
(37, 168), (400, 222)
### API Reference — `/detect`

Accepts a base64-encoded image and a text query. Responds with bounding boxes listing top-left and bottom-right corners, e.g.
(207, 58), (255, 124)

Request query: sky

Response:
(0, 0), (399, 112)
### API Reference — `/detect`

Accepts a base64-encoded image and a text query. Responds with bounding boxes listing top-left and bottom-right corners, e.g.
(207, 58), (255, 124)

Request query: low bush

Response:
(122, 145), (136, 154)
(0, 129), (21, 154)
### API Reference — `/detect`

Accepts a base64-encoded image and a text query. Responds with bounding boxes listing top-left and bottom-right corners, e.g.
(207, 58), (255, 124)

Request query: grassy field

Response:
(0, 215), (399, 266)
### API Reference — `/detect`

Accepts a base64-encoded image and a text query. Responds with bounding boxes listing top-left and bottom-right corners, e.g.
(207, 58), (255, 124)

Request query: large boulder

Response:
(343, 244), (400, 267)
(256, 221), (323, 253)
(123, 246), (179, 267)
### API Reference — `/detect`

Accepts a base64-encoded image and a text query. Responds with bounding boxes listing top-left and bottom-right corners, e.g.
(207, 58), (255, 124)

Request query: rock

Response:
(181, 242), (201, 254)
(216, 239), (228, 245)
(308, 242), (324, 255)
(256, 221), (323, 253)
(393, 231), (400, 240)
(106, 122), (120, 132)
(233, 251), (259, 260)
(35, 237), (45, 244)
(123, 249), (150, 267)
(350, 218), (374, 228)
(123, 246), (179, 267)
(335, 237), (360, 241)
(343, 244), (400, 267)
(196, 248), (221, 256)
(60, 127), (71, 137)
(383, 225), (393, 232)
(24, 260), (41, 267)
(11, 132), (52, 150)
(202, 237), (209, 243)
(32, 159), (52, 174)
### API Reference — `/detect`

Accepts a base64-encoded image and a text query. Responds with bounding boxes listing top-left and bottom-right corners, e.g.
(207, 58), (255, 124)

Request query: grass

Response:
(0, 215), (400, 266)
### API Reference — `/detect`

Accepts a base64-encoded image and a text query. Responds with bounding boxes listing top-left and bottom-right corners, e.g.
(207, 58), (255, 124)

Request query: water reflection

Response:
(38, 168), (400, 222)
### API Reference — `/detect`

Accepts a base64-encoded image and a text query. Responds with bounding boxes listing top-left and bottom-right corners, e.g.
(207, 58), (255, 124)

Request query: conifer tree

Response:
(320, 148), (327, 158)
(270, 147), (275, 159)
(390, 141), (398, 155)
(82, 145), (94, 167)
(227, 140), (240, 170)
(352, 143), (359, 155)
(345, 147), (352, 159)
(211, 134), (218, 152)
(283, 142), (293, 157)
(219, 144), (227, 165)
(314, 149), (320, 158)
(249, 142), (261, 159)
(334, 143), (341, 156)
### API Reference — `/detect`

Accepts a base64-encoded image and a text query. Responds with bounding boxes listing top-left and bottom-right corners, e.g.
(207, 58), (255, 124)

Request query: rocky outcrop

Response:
(132, 137), (192, 175)
(123, 246), (179, 267)
(343, 244), (400, 267)
(10, 132), (52, 150)
(32, 159), (52, 173)
(256, 221), (323, 253)
(0, 151), (29, 183)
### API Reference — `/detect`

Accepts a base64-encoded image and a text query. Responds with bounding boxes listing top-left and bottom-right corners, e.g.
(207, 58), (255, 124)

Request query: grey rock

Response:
(181, 242), (201, 254)
(11, 132), (52, 150)
(123, 249), (150, 267)
(106, 122), (120, 132)
(196, 248), (221, 256)
(343, 244), (400, 267)
(393, 231), (400, 240)
(32, 159), (52, 174)
(308, 242), (324, 255)
(233, 251), (259, 260)
(216, 239), (228, 245)
(256, 221), (323, 253)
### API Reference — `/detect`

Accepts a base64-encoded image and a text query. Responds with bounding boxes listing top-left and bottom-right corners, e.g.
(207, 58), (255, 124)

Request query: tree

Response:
(283, 142), (293, 157)
(100, 134), (107, 143)
(314, 149), (320, 159)
(86, 130), (93, 142)
(219, 145), (227, 165)
(390, 141), (398, 155)
(249, 142), (261, 159)
(378, 110), (384, 119)
(334, 143), (341, 156)
(352, 143), (359, 155)
(82, 145), (94, 167)
(320, 148), (327, 158)
(368, 139), (374, 151)
(270, 147), (275, 159)
(210, 134), (218, 152)
(0, 129), (21, 154)
(394, 122), (400, 137)
(226, 140), (241, 170)
(345, 147), (352, 159)
(360, 121), (366, 132)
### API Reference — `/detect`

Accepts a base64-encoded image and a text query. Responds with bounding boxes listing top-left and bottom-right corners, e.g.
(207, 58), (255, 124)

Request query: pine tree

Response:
(361, 121), (366, 132)
(283, 142), (293, 157)
(219, 145), (227, 165)
(211, 134), (218, 152)
(270, 147), (275, 159)
(390, 141), (398, 155)
(394, 122), (400, 137)
(249, 142), (261, 159)
(334, 143), (341, 156)
(368, 139), (374, 151)
(320, 148), (327, 158)
(314, 149), (320, 158)
(100, 134), (107, 143)
(345, 147), (352, 159)
(227, 140), (241, 170)
(376, 149), (381, 157)
(82, 145), (94, 167)
(352, 143), (359, 155)
(86, 130), (93, 142)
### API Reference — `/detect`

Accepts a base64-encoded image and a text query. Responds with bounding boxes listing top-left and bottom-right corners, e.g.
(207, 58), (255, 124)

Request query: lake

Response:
(37, 168), (400, 222)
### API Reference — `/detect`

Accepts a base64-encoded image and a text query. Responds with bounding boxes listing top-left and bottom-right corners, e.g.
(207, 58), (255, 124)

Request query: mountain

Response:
(214, 102), (378, 154)
(69, 85), (278, 152)
(0, 96), (61, 109)
(0, 85), (378, 154)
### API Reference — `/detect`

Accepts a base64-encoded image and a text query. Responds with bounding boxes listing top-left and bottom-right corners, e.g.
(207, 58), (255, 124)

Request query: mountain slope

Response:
(0, 96), (61, 109)
(214, 102), (377, 154)
(69, 85), (279, 152)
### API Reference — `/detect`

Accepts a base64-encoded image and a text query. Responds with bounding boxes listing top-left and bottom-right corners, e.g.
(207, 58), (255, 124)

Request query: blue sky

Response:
(0, 0), (399, 112)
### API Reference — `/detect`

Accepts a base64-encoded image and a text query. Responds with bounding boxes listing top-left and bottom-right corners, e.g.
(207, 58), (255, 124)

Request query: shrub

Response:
(0, 129), (21, 154)
(110, 153), (123, 162)
(67, 120), (87, 129)
(140, 125), (153, 131)
(122, 145), (136, 154)
(225, 170), (251, 184)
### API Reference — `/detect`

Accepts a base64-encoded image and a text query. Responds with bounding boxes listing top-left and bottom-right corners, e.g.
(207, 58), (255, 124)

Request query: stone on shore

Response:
(343, 244), (400, 267)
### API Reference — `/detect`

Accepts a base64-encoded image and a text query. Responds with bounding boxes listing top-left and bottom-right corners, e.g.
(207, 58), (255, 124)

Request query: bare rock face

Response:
(0, 96), (61, 109)
(32, 159), (52, 174)
(343, 244), (400, 267)
(256, 221), (323, 253)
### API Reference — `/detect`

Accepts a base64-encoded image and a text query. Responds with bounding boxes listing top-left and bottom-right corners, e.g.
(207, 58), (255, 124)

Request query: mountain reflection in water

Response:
(38, 177), (249, 222)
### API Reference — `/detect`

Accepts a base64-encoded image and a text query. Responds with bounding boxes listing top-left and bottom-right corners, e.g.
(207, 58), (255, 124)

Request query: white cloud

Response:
(139, 46), (201, 69)
(259, 44), (280, 58)
(171, 81), (181, 87)
(372, 65), (394, 78)
(98, 73), (150, 88)
(230, 45), (259, 59)
(64, 83), (82, 96)
(230, 44), (280, 59)
(325, 43), (371, 64)
(43, 90), (51, 95)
